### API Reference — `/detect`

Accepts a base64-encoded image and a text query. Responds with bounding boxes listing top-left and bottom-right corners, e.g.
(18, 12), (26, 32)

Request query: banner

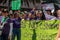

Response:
(20, 20), (60, 40)
(11, 0), (21, 10)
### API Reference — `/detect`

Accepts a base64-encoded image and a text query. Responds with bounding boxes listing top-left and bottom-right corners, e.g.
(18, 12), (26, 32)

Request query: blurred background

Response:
(0, 0), (60, 11)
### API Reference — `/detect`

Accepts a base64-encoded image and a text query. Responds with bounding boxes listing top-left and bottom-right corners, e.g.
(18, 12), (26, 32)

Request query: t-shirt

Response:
(13, 18), (21, 28)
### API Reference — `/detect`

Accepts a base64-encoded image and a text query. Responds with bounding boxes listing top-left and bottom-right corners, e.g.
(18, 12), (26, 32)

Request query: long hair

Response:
(53, 9), (60, 18)
(41, 12), (46, 20)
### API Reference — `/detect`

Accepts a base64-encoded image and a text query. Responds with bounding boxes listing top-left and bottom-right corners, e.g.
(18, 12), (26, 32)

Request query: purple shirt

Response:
(30, 10), (34, 14)
(13, 18), (21, 28)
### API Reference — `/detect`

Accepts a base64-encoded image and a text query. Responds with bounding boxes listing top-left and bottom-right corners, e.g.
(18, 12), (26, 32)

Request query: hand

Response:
(58, 38), (60, 40)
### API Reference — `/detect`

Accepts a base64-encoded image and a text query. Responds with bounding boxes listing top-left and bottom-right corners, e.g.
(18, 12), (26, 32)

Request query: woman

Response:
(12, 13), (21, 40)
(22, 13), (27, 20)
(35, 10), (46, 20)
(7, 14), (14, 40)
(45, 9), (56, 20)
(1, 9), (10, 40)
(54, 9), (60, 20)
(27, 13), (35, 20)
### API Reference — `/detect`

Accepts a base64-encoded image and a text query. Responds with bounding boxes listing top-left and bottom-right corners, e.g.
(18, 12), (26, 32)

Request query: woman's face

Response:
(57, 10), (60, 17)
(36, 13), (42, 18)
(10, 14), (14, 19)
(2, 12), (8, 17)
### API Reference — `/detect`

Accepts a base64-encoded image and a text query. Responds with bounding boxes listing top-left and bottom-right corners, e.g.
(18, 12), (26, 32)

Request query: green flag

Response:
(11, 0), (21, 10)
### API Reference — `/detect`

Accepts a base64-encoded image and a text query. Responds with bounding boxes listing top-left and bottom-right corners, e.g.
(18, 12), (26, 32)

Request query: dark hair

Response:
(34, 11), (46, 20)
(14, 13), (20, 18)
(53, 9), (60, 17)
(40, 12), (46, 20)
(10, 14), (14, 16)
(9, 14), (14, 18)
(53, 11), (57, 17)
(2, 9), (8, 13)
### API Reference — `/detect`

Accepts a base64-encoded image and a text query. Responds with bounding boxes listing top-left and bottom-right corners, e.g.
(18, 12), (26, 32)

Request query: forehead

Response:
(57, 10), (60, 12)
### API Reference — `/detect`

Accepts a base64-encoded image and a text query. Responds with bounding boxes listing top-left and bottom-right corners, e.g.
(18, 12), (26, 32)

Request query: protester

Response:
(27, 13), (33, 20)
(22, 13), (27, 20)
(54, 9), (60, 20)
(45, 9), (56, 20)
(35, 10), (46, 20)
(30, 8), (36, 14)
(1, 9), (9, 23)
(1, 9), (10, 40)
(0, 7), (60, 40)
(7, 14), (14, 40)
(12, 13), (21, 40)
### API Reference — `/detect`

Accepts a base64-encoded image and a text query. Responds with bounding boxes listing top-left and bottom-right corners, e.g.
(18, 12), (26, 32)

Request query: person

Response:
(54, 9), (60, 20)
(45, 9), (52, 15)
(7, 14), (14, 40)
(35, 10), (46, 20)
(45, 9), (56, 20)
(22, 13), (27, 20)
(30, 8), (36, 14)
(1, 9), (10, 40)
(12, 13), (21, 40)
(1, 9), (9, 23)
(27, 13), (34, 20)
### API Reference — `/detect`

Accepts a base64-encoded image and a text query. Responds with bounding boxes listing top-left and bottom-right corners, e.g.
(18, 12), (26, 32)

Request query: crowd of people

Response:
(0, 7), (60, 40)
(0, 8), (60, 21)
